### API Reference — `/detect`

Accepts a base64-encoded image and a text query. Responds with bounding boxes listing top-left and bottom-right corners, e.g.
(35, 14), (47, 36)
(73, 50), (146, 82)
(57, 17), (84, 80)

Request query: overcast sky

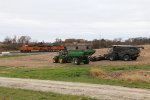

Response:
(0, 0), (150, 42)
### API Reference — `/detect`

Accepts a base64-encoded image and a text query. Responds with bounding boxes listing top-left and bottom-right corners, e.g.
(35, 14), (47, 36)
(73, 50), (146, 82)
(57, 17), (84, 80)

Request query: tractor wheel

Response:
(59, 58), (66, 64)
(123, 55), (130, 61)
(53, 58), (56, 63)
(53, 57), (58, 63)
(59, 58), (63, 63)
(73, 58), (80, 65)
(83, 57), (89, 64)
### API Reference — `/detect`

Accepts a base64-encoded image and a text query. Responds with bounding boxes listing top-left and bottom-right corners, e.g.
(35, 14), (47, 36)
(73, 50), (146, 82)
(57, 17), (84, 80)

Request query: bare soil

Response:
(0, 45), (149, 67)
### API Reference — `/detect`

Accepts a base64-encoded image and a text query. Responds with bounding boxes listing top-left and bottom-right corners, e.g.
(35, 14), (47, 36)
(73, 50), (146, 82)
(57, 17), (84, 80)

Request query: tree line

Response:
(0, 36), (31, 51)
(0, 36), (150, 51)
(92, 37), (150, 49)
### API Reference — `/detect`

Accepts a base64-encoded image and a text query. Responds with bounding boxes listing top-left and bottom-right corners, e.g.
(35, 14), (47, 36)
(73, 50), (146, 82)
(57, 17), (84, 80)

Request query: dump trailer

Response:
(53, 49), (95, 65)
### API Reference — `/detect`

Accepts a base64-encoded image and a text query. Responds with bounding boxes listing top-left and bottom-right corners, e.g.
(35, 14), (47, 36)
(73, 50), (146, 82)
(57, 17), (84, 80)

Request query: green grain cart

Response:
(52, 49), (95, 65)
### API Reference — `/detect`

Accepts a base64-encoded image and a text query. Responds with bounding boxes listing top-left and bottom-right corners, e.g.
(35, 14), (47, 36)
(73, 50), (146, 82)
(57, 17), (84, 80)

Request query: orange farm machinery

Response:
(20, 45), (65, 52)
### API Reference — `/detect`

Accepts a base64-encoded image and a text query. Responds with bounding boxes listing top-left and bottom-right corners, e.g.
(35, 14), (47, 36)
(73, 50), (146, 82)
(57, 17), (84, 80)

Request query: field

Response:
(0, 45), (150, 67)
(0, 65), (150, 89)
(0, 45), (150, 99)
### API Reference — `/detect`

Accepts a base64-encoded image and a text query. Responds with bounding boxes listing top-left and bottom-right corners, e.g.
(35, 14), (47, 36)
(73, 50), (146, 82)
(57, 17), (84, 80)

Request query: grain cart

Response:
(53, 49), (95, 65)
(89, 45), (144, 61)
(104, 45), (144, 61)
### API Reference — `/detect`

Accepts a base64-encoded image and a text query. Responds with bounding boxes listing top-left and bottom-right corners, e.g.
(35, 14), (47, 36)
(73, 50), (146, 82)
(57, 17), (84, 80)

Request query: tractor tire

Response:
(53, 57), (58, 63)
(83, 57), (89, 64)
(53, 58), (56, 63)
(73, 58), (80, 65)
(59, 58), (66, 64)
(123, 55), (130, 61)
(59, 58), (63, 63)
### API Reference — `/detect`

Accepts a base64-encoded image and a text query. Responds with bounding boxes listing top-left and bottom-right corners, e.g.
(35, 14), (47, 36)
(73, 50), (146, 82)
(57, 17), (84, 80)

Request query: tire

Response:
(53, 57), (58, 63)
(109, 55), (115, 61)
(73, 58), (80, 65)
(52, 58), (56, 63)
(59, 57), (66, 64)
(131, 57), (137, 60)
(123, 55), (130, 61)
(59, 58), (63, 63)
(83, 57), (89, 64)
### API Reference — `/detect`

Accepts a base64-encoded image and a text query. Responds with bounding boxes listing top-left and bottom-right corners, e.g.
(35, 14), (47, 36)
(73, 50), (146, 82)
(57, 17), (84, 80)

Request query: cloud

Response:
(0, 0), (150, 42)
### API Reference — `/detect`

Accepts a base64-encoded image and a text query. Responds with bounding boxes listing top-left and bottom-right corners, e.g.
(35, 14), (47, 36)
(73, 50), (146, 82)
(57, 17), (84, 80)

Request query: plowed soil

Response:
(0, 45), (150, 67)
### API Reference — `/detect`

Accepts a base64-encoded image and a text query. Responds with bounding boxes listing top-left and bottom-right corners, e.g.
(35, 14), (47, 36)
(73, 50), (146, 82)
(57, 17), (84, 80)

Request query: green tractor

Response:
(52, 49), (95, 65)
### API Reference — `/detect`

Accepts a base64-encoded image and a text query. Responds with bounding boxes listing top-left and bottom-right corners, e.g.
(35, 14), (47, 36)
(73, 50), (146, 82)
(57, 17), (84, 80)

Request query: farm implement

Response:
(53, 49), (95, 65)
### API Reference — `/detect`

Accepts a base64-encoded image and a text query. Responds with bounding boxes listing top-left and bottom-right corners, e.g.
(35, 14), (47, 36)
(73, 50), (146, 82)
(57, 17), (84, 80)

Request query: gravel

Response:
(0, 77), (150, 100)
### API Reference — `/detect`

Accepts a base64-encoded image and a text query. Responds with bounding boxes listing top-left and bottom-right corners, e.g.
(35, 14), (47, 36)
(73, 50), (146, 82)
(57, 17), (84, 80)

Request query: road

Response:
(0, 77), (150, 100)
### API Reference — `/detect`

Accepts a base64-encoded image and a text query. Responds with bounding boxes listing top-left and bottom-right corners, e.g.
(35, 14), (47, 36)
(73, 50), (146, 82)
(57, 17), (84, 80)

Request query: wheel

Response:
(123, 55), (130, 61)
(53, 57), (58, 63)
(83, 57), (89, 64)
(52, 58), (56, 63)
(59, 58), (66, 64)
(131, 57), (137, 60)
(59, 58), (63, 63)
(73, 58), (80, 65)
(109, 55), (115, 61)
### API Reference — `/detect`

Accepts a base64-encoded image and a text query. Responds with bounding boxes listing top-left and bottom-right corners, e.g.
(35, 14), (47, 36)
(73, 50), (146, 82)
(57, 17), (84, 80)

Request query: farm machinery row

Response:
(20, 44), (65, 52)
(53, 45), (144, 65)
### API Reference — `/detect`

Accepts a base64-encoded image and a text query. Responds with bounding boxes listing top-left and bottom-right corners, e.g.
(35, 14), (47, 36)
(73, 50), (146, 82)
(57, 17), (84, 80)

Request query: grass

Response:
(100, 65), (150, 72)
(0, 87), (94, 100)
(0, 65), (150, 89)
(0, 54), (29, 58)
(0, 53), (41, 58)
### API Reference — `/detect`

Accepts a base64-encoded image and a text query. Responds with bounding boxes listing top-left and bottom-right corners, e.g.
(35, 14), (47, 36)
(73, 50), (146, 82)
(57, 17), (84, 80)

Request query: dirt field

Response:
(0, 77), (150, 100)
(0, 45), (150, 67)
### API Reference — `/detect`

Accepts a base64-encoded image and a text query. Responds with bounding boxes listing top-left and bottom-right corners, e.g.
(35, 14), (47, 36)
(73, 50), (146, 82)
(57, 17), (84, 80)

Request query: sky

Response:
(0, 0), (150, 42)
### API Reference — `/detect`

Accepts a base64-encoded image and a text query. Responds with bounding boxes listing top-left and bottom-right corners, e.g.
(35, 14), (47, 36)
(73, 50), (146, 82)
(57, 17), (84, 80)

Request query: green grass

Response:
(0, 87), (94, 100)
(0, 54), (29, 58)
(0, 65), (150, 89)
(100, 64), (150, 72)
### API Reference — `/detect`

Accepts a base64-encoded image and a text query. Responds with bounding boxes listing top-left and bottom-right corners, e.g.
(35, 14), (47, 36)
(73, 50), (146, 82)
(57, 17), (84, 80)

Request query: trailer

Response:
(89, 45), (144, 61)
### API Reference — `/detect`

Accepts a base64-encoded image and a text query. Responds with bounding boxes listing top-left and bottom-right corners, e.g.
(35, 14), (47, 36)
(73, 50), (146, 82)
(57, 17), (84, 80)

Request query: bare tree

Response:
(12, 35), (17, 44)
(55, 38), (62, 44)
(3, 36), (12, 44)
(18, 36), (31, 44)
